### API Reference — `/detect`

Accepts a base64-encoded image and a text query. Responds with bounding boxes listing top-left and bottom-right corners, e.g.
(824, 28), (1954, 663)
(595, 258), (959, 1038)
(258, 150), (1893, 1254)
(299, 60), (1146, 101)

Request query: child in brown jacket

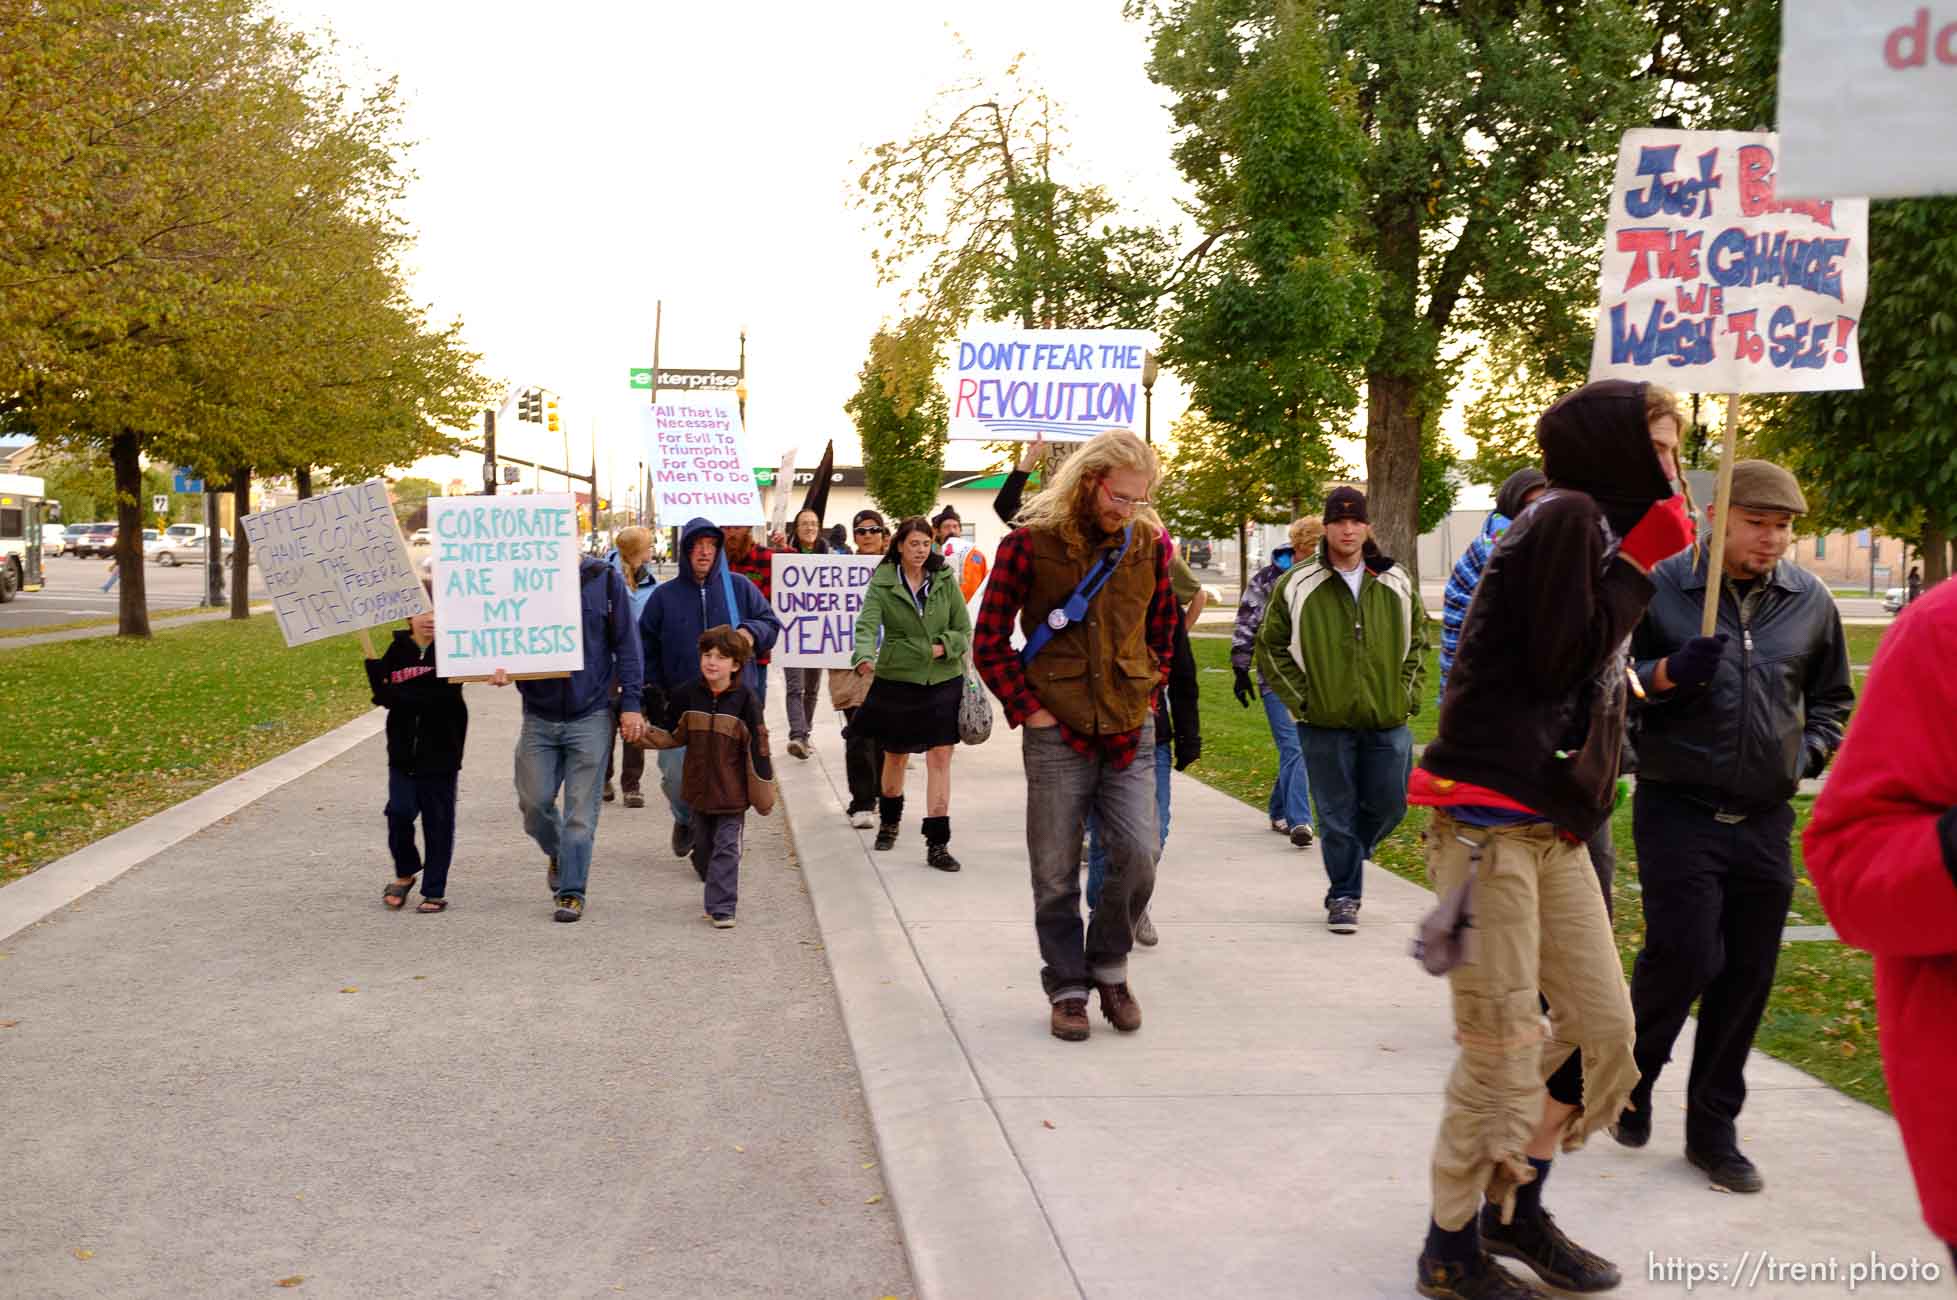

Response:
(641, 626), (775, 927)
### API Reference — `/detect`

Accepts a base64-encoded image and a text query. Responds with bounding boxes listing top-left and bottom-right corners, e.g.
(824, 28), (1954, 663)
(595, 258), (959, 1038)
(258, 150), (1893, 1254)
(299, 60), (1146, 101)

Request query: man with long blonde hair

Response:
(973, 430), (1181, 1043)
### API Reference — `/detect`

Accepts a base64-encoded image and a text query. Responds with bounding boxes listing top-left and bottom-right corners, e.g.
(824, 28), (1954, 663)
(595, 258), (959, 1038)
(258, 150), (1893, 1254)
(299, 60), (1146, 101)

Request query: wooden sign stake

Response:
(1700, 394), (1742, 636)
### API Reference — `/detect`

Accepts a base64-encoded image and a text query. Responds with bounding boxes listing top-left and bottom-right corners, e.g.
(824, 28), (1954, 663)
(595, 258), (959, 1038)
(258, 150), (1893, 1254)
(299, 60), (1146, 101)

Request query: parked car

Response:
(1883, 586), (1906, 615)
(39, 523), (66, 557)
(155, 528), (234, 567)
(72, 523), (117, 558)
(137, 528), (164, 557)
(1184, 538), (1214, 569)
(410, 528), (431, 546)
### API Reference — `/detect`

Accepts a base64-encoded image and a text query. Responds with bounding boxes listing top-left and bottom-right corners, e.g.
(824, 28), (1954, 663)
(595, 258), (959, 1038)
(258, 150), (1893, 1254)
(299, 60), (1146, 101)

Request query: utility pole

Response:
(203, 485), (224, 607)
(482, 409), (498, 496)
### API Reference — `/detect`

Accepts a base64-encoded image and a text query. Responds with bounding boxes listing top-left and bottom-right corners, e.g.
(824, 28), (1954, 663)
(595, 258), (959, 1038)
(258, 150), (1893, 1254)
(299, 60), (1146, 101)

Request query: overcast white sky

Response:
(266, 0), (1205, 499)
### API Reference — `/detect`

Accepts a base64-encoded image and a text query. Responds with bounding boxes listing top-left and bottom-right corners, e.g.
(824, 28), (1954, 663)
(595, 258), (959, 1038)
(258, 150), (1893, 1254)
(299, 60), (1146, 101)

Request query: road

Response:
(1, 553), (270, 631)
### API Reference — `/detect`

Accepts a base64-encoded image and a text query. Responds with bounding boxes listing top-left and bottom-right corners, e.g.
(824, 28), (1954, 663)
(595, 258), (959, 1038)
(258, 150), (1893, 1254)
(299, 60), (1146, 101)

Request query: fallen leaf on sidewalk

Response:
(865, 1194), (883, 1205)
(862, 1161), (877, 1170)
(1042, 1120), (1056, 1130)
(71, 1248), (93, 1261)
(733, 1145), (745, 1153)
(274, 1276), (305, 1287)
(412, 975), (427, 981)
(0, 1020), (19, 1029)
(339, 987), (358, 994)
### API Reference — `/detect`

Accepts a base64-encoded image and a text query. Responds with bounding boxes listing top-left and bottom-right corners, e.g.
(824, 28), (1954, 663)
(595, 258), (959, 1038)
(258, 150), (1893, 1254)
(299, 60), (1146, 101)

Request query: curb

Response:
(776, 729), (1080, 1300)
(0, 708), (385, 944)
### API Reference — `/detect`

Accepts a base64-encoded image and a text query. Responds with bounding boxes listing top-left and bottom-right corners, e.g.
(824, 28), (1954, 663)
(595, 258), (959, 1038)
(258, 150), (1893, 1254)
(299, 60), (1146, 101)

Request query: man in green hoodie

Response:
(1255, 486), (1427, 935)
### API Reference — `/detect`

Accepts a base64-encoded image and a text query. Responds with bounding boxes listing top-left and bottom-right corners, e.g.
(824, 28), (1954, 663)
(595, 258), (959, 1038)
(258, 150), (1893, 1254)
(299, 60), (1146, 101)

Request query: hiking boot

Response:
(1271, 817), (1290, 835)
(874, 823), (899, 851)
(1134, 909), (1159, 947)
(1416, 1251), (1549, 1300)
(1095, 981), (1142, 1033)
(1610, 1097), (1651, 1148)
(710, 913), (736, 930)
(671, 822), (693, 859)
(623, 790), (645, 808)
(546, 856), (559, 893)
(1327, 897), (1361, 934)
(1050, 997), (1091, 1042)
(1687, 1146), (1764, 1194)
(553, 895), (583, 923)
(603, 781), (616, 803)
(1480, 1204), (1622, 1292)
(926, 844), (961, 872)
(849, 808), (876, 830)
(1290, 822), (1316, 848)
(787, 738), (809, 760)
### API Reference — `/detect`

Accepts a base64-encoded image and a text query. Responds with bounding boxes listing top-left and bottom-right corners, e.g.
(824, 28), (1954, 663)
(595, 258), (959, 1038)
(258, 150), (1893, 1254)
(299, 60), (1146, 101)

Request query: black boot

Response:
(1479, 1202), (1621, 1293)
(875, 795), (904, 851)
(923, 815), (959, 872)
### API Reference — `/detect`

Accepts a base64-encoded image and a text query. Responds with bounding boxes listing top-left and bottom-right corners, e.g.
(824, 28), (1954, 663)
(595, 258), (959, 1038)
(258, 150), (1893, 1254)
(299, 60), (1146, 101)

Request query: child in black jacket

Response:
(366, 602), (468, 913)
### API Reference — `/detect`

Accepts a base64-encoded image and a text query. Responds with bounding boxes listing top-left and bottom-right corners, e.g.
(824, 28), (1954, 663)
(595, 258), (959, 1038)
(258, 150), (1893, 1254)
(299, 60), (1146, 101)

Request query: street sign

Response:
(656, 367), (740, 392)
(629, 368), (653, 390)
(172, 469), (204, 493)
(151, 494), (168, 513)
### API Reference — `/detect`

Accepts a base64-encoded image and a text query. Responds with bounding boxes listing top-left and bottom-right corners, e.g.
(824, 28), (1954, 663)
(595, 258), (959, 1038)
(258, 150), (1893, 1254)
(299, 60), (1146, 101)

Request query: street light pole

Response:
(736, 326), (748, 427)
(1142, 350), (1159, 444)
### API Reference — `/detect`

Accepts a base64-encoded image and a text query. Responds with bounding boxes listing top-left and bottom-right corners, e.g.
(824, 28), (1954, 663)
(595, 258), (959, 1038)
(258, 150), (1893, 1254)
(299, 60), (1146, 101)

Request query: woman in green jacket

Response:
(849, 515), (973, 870)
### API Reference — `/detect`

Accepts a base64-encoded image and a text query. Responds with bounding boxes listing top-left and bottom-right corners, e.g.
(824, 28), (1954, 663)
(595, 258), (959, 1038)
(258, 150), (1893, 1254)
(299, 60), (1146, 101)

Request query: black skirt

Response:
(845, 675), (962, 753)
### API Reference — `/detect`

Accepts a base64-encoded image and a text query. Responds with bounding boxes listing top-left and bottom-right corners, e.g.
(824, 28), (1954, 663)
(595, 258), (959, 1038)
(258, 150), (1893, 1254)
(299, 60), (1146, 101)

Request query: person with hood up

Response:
(1804, 579), (1957, 1271)
(638, 517), (782, 862)
(1254, 489), (1426, 934)
(1232, 516), (1324, 847)
(1406, 380), (1697, 1300)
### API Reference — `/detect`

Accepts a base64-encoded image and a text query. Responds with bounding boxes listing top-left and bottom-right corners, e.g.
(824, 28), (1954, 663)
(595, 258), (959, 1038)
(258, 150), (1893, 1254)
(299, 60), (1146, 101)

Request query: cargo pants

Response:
(1424, 810), (1638, 1230)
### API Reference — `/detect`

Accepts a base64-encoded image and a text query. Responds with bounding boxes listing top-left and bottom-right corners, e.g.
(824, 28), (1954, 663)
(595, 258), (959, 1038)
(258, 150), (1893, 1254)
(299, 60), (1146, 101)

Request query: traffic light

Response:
(546, 398), (560, 433)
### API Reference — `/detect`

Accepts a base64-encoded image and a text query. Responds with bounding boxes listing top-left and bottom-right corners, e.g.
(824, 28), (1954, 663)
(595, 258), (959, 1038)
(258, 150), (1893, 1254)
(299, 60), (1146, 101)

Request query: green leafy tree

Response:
(1156, 411), (1337, 592)
(847, 325), (949, 523)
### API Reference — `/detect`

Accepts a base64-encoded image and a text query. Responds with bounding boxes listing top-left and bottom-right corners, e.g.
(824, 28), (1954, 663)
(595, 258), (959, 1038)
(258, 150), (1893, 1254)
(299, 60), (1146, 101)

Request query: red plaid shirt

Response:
(973, 526), (1178, 770)
(725, 544), (773, 663)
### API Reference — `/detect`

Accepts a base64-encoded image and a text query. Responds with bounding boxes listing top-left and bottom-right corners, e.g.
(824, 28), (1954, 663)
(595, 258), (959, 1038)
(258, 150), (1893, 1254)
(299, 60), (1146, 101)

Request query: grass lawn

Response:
(1189, 636), (1887, 1111)
(0, 616), (379, 884)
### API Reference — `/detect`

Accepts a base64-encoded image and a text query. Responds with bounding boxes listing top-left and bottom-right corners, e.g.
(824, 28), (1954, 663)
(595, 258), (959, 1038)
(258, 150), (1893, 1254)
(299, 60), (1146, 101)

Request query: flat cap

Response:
(1728, 459), (1808, 515)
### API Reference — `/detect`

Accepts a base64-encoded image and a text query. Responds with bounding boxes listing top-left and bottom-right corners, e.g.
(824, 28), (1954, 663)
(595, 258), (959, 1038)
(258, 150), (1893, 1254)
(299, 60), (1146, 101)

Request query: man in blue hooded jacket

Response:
(639, 517), (782, 859)
(489, 552), (644, 923)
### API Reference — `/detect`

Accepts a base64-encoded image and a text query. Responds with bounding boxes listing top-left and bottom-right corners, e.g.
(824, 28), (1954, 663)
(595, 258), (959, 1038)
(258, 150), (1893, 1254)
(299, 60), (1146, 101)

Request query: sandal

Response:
(416, 898), (448, 914)
(383, 878), (416, 909)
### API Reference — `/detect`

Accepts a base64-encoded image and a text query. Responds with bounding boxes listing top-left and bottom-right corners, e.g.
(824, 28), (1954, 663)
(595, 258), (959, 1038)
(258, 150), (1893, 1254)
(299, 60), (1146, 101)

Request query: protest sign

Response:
(242, 478), (428, 649)
(1588, 129), (1868, 393)
(641, 393), (767, 526)
(770, 552), (880, 668)
(427, 494), (583, 678)
(1778, 1), (1957, 200)
(945, 329), (1157, 442)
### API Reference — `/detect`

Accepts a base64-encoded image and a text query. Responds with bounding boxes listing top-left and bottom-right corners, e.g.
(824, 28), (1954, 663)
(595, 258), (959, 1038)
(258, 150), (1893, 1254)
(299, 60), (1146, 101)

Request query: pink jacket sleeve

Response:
(1803, 596), (1957, 957)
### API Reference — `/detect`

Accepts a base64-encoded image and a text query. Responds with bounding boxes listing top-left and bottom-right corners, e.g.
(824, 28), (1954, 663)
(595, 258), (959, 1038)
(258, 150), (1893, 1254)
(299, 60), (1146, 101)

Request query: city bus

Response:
(0, 472), (49, 601)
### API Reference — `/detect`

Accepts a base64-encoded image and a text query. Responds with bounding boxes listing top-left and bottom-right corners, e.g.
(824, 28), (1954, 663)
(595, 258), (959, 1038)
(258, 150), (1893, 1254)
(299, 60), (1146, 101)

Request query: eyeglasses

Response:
(1099, 481), (1150, 511)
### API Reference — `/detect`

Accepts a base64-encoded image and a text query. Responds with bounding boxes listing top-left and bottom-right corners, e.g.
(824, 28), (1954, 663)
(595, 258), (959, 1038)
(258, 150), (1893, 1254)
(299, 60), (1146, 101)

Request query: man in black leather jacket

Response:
(1613, 459), (1855, 1195)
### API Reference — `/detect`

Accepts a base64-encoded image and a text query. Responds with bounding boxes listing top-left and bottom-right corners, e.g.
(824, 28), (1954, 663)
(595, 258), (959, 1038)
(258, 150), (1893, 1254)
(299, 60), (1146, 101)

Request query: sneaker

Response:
(623, 790), (645, 809)
(1480, 1204), (1622, 1292)
(553, 895), (583, 923)
(671, 822), (694, 859)
(1290, 822), (1316, 848)
(926, 844), (961, 872)
(1416, 1251), (1549, 1299)
(787, 738), (809, 760)
(1271, 817), (1290, 835)
(1050, 997), (1091, 1042)
(1610, 1097), (1651, 1148)
(603, 781), (616, 803)
(1094, 981), (1142, 1032)
(874, 822), (899, 851)
(546, 856), (559, 893)
(1134, 909), (1159, 947)
(710, 913), (736, 929)
(849, 809), (876, 830)
(1686, 1145), (1764, 1194)
(1328, 897), (1361, 934)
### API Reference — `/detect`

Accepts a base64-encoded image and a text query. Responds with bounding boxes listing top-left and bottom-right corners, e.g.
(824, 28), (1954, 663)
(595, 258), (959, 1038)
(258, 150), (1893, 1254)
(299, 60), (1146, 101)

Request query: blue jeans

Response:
(514, 708), (612, 900)
(658, 746), (691, 827)
(1262, 688), (1313, 829)
(1298, 724), (1413, 904)
(1085, 739), (1172, 913)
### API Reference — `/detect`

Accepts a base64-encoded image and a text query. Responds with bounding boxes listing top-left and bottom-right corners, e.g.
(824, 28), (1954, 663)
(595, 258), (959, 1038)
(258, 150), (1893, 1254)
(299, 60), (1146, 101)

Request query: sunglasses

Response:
(854, 525), (886, 535)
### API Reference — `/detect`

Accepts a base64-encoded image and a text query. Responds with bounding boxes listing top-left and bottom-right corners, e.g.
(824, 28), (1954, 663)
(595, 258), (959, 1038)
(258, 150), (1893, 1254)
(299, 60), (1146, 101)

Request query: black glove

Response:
(1175, 738), (1202, 771)
(1232, 666), (1256, 708)
(1803, 741), (1830, 780)
(1664, 634), (1729, 690)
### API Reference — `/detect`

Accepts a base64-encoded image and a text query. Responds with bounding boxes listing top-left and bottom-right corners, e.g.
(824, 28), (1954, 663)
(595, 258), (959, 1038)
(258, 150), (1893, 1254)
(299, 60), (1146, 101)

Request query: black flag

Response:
(799, 439), (835, 525)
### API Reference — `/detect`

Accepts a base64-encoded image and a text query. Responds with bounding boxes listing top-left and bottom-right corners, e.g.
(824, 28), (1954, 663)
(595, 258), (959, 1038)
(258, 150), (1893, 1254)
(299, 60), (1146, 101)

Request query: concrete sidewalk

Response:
(773, 689), (1943, 1299)
(0, 687), (911, 1298)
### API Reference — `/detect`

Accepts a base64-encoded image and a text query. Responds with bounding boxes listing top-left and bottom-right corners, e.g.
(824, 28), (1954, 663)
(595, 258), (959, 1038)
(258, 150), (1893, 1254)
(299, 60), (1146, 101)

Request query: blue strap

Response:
(1020, 525), (1132, 666)
(719, 563), (740, 631)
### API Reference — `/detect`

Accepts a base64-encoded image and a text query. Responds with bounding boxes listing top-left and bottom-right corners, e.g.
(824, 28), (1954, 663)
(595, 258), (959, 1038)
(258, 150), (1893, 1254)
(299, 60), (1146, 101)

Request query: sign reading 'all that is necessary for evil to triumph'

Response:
(946, 329), (1156, 442)
(1589, 129), (1868, 393)
(642, 393), (767, 526)
(243, 478), (428, 648)
(770, 552), (881, 668)
(428, 494), (583, 678)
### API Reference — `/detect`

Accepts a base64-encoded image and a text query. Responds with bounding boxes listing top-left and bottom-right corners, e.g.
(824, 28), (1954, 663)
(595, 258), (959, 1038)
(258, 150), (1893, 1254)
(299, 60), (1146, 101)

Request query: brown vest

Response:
(1019, 524), (1161, 736)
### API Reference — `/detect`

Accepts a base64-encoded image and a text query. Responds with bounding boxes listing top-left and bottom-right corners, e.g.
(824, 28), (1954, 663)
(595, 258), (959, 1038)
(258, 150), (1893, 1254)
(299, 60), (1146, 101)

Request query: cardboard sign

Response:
(770, 552), (880, 668)
(1778, 1), (1957, 200)
(1588, 129), (1867, 393)
(642, 394), (766, 526)
(945, 329), (1157, 442)
(428, 494), (583, 677)
(242, 478), (429, 648)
